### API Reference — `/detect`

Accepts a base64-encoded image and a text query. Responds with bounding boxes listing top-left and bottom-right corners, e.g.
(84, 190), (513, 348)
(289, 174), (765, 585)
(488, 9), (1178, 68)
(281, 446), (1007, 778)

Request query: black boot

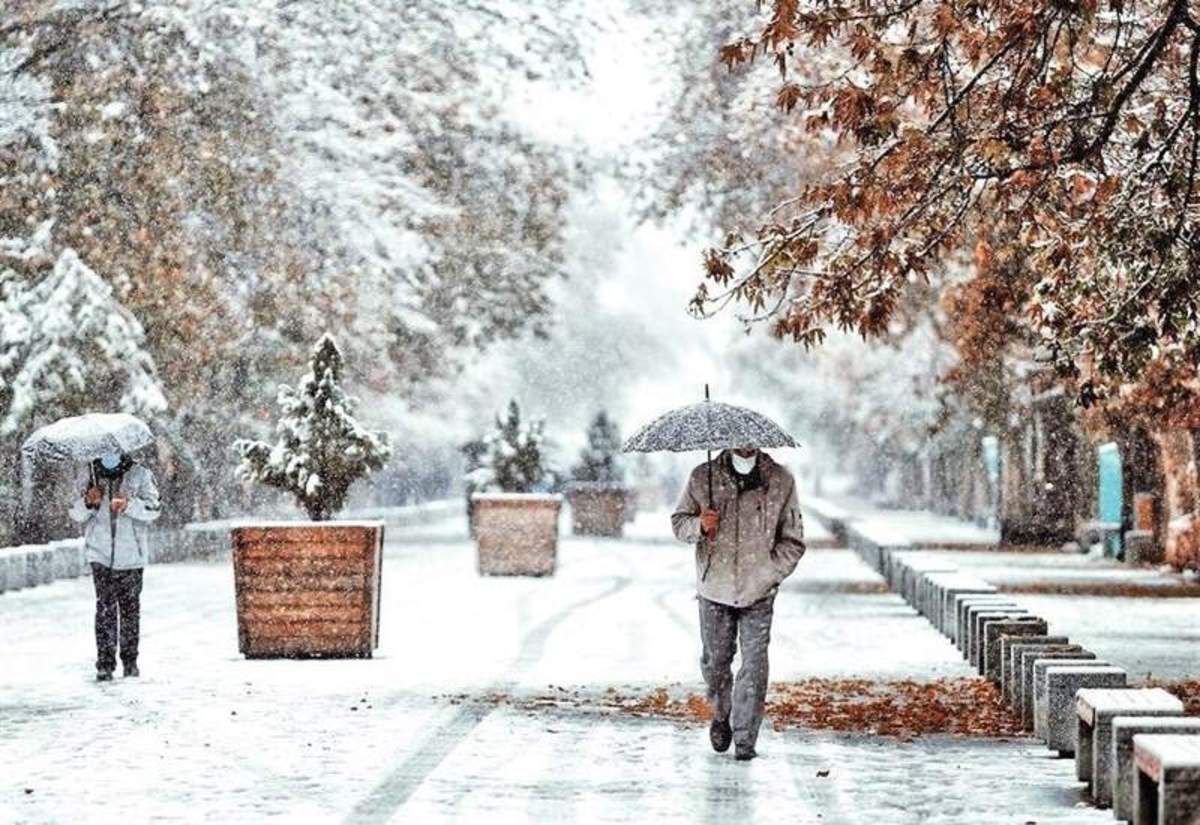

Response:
(96, 670), (113, 682)
(709, 719), (732, 753)
(734, 743), (757, 761)
(123, 663), (139, 678)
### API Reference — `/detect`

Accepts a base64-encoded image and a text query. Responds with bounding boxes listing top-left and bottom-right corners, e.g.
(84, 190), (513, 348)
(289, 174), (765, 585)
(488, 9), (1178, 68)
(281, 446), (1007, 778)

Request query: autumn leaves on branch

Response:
(697, 0), (1200, 410)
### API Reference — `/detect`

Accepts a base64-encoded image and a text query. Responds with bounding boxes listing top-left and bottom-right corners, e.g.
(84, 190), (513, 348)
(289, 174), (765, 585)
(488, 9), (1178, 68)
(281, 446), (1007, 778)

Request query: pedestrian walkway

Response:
(1, 512), (1115, 823)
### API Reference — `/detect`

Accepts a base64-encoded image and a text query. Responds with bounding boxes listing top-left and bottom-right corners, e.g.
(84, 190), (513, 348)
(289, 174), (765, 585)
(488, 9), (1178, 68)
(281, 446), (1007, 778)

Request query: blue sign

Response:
(1097, 442), (1123, 556)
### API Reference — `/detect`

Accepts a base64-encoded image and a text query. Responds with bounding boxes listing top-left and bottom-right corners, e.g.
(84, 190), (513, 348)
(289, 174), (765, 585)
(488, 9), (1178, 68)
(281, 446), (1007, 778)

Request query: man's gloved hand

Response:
(700, 508), (720, 539)
(84, 486), (103, 508)
(110, 496), (128, 515)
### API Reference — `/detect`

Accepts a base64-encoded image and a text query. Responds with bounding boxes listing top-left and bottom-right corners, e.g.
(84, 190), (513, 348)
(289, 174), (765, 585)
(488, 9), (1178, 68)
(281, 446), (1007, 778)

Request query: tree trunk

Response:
(1122, 426), (1164, 552)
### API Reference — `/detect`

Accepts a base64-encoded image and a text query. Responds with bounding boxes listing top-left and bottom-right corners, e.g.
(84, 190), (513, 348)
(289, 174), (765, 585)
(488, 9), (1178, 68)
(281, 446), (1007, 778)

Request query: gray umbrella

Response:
(622, 391), (798, 453)
(621, 386), (797, 507)
(22, 413), (154, 465)
(20, 413), (154, 508)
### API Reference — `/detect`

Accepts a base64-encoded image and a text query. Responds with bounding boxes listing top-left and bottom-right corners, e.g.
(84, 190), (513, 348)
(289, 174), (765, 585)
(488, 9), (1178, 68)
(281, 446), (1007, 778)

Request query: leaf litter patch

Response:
(1140, 679), (1200, 715)
(437, 677), (1024, 739)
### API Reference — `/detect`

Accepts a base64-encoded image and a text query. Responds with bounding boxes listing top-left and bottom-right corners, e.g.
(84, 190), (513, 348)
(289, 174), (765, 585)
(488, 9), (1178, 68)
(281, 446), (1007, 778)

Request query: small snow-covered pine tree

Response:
(235, 334), (392, 521)
(466, 400), (549, 494)
(571, 411), (623, 485)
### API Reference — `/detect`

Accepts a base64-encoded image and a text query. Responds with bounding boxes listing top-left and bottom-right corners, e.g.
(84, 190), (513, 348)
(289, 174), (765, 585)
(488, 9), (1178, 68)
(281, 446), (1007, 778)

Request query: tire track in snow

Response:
(652, 586), (697, 638)
(345, 572), (633, 823)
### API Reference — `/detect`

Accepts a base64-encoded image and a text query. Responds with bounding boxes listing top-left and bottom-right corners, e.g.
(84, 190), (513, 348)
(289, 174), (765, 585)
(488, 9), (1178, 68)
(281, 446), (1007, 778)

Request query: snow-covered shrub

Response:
(235, 334), (392, 521)
(0, 222), (166, 435)
(571, 411), (624, 485)
(467, 400), (551, 494)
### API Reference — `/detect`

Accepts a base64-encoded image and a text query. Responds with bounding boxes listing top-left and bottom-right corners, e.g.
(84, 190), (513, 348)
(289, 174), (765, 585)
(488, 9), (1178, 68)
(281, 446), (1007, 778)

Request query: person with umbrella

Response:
(624, 389), (806, 761)
(23, 414), (161, 682)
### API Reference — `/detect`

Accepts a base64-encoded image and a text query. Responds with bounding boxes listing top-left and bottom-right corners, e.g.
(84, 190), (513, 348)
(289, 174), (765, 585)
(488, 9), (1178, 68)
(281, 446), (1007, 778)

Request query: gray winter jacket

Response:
(672, 450), (806, 607)
(68, 463), (161, 569)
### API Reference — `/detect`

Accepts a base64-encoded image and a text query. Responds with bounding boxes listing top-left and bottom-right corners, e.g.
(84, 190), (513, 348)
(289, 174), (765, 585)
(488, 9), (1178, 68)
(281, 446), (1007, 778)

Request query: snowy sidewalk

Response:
(1, 514), (1113, 824)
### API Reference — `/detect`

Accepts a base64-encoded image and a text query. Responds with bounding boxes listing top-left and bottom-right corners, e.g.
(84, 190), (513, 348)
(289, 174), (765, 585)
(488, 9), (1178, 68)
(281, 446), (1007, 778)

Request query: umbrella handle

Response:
(706, 448), (713, 509)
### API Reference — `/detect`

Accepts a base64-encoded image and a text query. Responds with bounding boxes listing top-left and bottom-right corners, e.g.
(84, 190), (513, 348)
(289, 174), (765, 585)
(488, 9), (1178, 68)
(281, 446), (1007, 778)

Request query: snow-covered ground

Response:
(0, 512), (1154, 823)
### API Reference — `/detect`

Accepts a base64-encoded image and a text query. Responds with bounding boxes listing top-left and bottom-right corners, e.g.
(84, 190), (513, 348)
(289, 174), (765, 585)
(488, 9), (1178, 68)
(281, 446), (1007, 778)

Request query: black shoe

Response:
(709, 719), (732, 753)
(123, 664), (139, 678)
(96, 670), (114, 682)
(734, 744), (757, 761)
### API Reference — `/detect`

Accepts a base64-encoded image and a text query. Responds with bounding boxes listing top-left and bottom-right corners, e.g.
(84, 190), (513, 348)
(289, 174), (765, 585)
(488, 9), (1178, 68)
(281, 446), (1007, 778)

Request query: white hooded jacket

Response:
(68, 462), (161, 569)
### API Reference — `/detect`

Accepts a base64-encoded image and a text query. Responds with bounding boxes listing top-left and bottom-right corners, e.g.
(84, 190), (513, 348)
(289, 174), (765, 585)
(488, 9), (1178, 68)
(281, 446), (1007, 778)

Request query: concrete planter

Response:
(231, 521), (384, 659)
(472, 493), (561, 576)
(567, 484), (626, 538)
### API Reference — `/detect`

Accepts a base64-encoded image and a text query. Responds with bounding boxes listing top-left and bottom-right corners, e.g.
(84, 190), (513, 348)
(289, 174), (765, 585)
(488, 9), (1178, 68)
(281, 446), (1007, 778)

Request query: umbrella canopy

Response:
(21, 413), (154, 465)
(621, 400), (798, 453)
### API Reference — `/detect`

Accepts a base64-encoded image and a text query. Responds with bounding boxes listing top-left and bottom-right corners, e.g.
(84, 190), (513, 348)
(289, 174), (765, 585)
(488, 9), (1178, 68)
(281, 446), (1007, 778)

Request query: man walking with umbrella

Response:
(671, 446), (806, 760)
(624, 389), (805, 760)
(68, 450), (160, 681)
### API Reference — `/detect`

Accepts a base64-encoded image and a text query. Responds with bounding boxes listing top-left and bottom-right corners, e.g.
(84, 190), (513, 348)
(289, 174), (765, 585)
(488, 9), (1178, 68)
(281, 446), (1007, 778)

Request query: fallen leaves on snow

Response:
(448, 678), (1025, 738)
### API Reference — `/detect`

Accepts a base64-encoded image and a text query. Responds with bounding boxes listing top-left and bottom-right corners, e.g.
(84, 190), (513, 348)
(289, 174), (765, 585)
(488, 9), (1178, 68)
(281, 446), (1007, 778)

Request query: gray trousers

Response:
(698, 594), (775, 748)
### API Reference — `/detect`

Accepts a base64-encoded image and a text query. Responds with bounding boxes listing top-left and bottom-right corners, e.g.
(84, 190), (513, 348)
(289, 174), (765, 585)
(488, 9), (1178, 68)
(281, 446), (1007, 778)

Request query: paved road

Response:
(1, 514), (1112, 824)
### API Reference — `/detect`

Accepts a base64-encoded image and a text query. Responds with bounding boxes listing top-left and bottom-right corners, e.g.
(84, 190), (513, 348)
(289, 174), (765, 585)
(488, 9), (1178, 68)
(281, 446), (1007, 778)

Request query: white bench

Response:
(1001, 637), (1069, 703)
(1020, 650), (1092, 729)
(1112, 717), (1200, 822)
(1075, 688), (1183, 808)
(1039, 665), (1127, 753)
(955, 596), (1017, 650)
(982, 618), (1048, 682)
(1133, 734), (1200, 824)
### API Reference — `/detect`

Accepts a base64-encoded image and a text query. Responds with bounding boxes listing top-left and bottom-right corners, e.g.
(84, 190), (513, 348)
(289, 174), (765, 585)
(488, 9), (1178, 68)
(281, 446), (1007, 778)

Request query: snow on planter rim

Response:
(470, 492), (564, 502)
(226, 520), (387, 529)
(621, 400), (798, 453)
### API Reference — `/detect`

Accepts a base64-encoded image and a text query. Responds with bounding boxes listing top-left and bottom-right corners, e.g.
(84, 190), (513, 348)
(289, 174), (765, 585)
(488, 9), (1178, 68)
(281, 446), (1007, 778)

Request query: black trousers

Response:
(91, 563), (143, 672)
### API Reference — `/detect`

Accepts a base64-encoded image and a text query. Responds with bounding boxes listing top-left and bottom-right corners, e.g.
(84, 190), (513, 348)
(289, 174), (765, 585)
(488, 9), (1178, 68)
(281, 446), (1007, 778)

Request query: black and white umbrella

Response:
(621, 386), (797, 507)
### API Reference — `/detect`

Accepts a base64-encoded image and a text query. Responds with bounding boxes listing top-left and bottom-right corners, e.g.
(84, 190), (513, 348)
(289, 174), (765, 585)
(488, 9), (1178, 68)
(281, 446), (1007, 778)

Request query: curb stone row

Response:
(801, 501), (1200, 825)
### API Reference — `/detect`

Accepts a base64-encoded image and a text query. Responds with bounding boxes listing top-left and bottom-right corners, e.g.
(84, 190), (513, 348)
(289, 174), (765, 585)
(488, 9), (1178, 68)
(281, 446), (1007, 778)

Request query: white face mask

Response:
(731, 452), (758, 475)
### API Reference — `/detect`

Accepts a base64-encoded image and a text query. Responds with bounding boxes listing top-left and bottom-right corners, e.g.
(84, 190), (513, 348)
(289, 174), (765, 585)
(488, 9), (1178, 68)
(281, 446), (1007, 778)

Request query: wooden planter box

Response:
(472, 493), (561, 576)
(567, 484), (627, 537)
(231, 521), (384, 658)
